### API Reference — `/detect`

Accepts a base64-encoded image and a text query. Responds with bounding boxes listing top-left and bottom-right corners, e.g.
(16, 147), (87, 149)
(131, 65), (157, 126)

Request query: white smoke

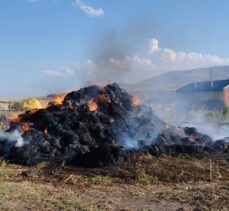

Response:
(149, 38), (159, 53)
(0, 130), (25, 148)
(45, 38), (229, 86)
(179, 111), (229, 141)
(148, 95), (229, 141)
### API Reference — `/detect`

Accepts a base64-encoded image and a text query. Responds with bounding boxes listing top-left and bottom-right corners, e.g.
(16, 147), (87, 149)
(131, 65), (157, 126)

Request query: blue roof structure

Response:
(176, 79), (229, 92)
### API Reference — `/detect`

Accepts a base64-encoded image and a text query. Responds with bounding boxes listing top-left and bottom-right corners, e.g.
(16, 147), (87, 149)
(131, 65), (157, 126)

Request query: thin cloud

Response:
(45, 67), (75, 77)
(28, 0), (104, 17)
(73, 0), (104, 17)
(28, 0), (60, 2)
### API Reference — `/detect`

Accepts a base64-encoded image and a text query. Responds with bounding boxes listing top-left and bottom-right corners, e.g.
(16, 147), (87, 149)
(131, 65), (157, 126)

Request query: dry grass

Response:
(0, 181), (96, 211)
(0, 159), (19, 177)
(0, 155), (227, 210)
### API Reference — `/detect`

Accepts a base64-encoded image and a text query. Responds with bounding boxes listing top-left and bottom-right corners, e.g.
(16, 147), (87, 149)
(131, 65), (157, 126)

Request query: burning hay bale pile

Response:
(0, 83), (228, 167)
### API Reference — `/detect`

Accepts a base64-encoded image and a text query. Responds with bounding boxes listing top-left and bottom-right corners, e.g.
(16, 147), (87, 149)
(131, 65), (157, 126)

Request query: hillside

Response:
(132, 65), (229, 91)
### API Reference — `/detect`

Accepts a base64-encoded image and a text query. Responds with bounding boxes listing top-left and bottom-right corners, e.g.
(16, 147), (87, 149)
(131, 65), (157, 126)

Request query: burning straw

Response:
(0, 83), (228, 167)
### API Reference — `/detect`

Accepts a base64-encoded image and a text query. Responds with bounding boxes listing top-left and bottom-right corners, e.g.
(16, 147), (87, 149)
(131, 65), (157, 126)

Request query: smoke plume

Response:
(0, 130), (25, 155)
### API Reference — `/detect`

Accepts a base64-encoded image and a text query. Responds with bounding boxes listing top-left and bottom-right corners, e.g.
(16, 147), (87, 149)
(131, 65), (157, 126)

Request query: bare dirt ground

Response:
(0, 154), (228, 211)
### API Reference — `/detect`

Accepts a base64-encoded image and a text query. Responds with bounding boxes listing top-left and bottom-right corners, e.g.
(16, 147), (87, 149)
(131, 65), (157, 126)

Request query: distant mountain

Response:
(128, 65), (229, 92)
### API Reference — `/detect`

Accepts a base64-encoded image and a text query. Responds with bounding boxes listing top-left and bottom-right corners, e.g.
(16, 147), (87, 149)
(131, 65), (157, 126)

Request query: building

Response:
(224, 85), (229, 106)
(176, 79), (229, 109)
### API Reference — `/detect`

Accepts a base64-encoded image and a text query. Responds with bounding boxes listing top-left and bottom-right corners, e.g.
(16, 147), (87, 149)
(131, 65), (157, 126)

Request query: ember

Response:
(0, 83), (228, 167)
(132, 96), (141, 106)
(87, 100), (98, 112)
(97, 94), (111, 103)
(21, 122), (32, 133)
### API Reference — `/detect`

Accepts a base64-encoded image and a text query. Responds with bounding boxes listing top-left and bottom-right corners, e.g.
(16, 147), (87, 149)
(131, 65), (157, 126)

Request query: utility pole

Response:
(210, 70), (214, 87)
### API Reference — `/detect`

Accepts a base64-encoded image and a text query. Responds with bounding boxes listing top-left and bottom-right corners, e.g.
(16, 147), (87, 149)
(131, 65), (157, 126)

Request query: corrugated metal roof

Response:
(176, 79), (229, 92)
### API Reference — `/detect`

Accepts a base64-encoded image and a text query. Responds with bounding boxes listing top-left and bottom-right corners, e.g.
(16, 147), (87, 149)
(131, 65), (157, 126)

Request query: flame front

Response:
(52, 94), (66, 105)
(132, 96), (141, 106)
(9, 113), (21, 122)
(88, 100), (98, 112)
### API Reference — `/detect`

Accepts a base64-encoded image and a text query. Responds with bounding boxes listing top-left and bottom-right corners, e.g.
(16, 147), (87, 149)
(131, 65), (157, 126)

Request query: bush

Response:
(9, 102), (22, 110)
(223, 106), (229, 116)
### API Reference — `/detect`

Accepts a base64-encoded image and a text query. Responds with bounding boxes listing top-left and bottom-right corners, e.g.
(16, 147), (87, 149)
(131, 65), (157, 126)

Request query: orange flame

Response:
(21, 122), (33, 133)
(44, 128), (48, 134)
(88, 100), (98, 112)
(9, 113), (21, 122)
(52, 94), (66, 105)
(132, 96), (141, 106)
(97, 94), (110, 103)
(92, 80), (104, 87)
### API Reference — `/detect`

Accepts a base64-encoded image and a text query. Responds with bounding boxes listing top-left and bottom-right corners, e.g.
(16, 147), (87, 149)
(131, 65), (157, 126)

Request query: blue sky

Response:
(1, 0), (229, 97)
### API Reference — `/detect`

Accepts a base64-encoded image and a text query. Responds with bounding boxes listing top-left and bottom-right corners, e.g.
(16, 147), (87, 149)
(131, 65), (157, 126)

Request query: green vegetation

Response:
(206, 106), (229, 121)
(9, 102), (22, 110)
(90, 175), (109, 184)
(0, 160), (17, 177)
(36, 161), (50, 170)
(157, 189), (181, 198)
(223, 106), (229, 116)
(57, 195), (93, 211)
(207, 110), (223, 120)
(133, 166), (156, 185)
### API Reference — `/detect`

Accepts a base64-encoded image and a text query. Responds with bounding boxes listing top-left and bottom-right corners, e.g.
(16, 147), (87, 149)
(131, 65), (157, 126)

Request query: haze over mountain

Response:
(131, 65), (229, 91)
